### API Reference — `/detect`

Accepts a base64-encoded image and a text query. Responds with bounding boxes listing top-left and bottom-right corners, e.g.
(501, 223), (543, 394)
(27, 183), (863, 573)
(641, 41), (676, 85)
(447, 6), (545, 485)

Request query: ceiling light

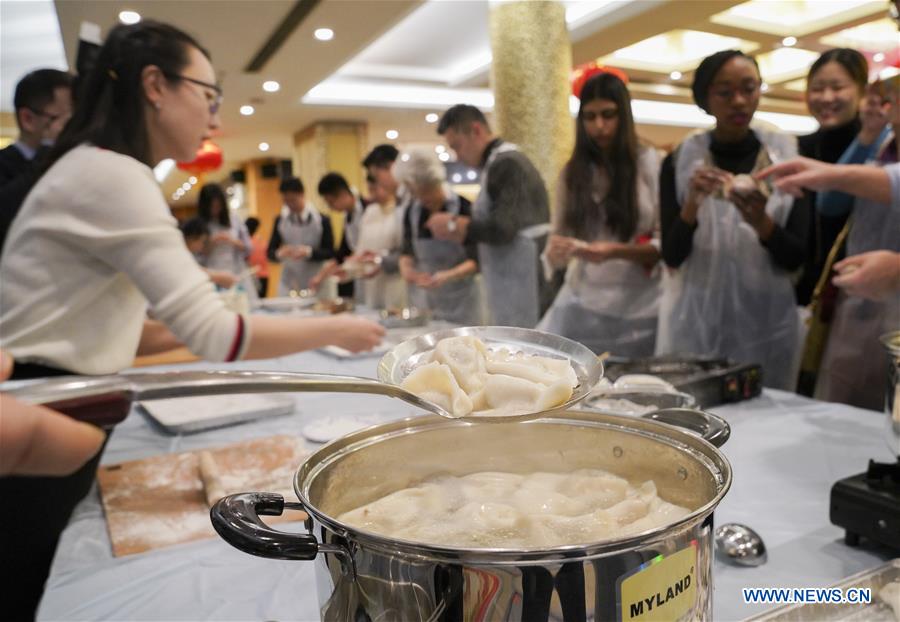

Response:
(669, 71), (682, 80)
(756, 47), (819, 83)
(425, 113), (439, 123)
(439, 152), (451, 162)
(400, 153), (410, 162)
(188, 176), (198, 184)
(385, 129), (399, 140)
(303, 80), (494, 110)
(761, 83), (770, 92)
(710, 0), (879, 37)
(240, 105), (255, 116)
(118, 10), (141, 24)
(435, 145), (446, 154)
(465, 170), (477, 181)
(874, 52), (886, 62)
(451, 173), (463, 183)
(782, 36), (797, 47)
(153, 159), (175, 183)
(258, 142), (270, 152)
(262, 81), (280, 93)
(821, 18), (900, 52)
(182, 182), (191, 191)
(314, 28), (334, 41)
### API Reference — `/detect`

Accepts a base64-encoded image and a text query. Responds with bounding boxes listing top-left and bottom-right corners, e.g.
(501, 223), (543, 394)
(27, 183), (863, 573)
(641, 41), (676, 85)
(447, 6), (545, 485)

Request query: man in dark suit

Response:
(0, 69), (73, 254)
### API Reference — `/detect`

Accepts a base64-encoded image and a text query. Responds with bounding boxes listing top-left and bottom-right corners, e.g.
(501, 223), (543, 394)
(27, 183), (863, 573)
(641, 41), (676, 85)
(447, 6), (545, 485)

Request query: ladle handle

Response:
(0, 370), (404, 428)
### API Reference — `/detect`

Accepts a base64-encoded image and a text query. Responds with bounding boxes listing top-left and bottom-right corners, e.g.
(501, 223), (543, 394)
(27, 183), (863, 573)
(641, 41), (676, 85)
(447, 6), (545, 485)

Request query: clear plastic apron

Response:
(473, 142), (549, 328)
(657, 129), (800, 389)
(276, 208), (324, 296)
(410, 196), (483, 326)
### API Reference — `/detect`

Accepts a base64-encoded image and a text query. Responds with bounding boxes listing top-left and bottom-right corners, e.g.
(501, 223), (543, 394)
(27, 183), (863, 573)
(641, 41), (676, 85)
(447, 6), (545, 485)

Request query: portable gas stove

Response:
(830, 459), (900, 552)
(603, 356), (763, 408)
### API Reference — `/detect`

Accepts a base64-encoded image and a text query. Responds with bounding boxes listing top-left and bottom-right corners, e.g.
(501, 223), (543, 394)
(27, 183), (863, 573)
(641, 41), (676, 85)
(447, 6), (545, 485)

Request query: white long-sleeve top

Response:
(0, 144), (248, 374)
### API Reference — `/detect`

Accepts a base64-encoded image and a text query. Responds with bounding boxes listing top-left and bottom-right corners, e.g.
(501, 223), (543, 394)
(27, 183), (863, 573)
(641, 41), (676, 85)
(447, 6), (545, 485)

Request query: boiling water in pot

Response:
(338, 468), (690, 549)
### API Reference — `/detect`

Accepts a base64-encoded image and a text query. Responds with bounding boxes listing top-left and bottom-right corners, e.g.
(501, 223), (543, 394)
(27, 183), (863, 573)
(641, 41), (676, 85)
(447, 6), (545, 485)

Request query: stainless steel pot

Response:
(211, 409), (732, 621)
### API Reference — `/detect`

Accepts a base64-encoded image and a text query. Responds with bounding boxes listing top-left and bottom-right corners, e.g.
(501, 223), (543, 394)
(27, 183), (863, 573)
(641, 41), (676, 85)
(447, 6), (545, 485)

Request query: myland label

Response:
(618, 544), (698, 622)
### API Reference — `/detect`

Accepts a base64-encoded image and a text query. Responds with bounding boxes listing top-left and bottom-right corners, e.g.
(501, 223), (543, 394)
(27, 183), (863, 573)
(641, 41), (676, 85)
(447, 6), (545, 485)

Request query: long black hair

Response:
(43, 20), (208, 172)
(562, 72), (638, 241)
(197, 183), (230, 226)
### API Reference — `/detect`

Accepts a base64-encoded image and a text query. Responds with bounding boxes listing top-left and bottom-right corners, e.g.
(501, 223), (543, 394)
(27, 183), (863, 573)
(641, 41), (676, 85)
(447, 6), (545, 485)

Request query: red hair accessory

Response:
(571, 62), (629, 99)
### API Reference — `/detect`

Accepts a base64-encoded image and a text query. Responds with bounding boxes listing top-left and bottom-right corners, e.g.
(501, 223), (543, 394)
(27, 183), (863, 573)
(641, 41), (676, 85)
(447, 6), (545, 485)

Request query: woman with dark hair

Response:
(657, 50), (809, 390)
(537, 69), (661, 356)
(196, 182), (252, 278)
(0, 21), (383, 616)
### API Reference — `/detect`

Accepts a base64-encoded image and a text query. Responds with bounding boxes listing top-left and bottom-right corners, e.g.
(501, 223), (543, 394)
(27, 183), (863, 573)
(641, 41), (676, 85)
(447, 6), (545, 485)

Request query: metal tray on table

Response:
(744, 559), (900, 621)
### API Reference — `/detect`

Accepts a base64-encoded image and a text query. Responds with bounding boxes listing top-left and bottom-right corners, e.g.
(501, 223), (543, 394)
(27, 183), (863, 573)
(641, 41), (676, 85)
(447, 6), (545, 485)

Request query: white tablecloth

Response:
(36, 349), (896, 621)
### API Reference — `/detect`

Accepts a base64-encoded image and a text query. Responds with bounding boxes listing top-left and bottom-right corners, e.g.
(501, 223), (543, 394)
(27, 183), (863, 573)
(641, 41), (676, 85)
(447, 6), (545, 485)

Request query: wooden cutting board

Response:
(97, 435), (309, 557)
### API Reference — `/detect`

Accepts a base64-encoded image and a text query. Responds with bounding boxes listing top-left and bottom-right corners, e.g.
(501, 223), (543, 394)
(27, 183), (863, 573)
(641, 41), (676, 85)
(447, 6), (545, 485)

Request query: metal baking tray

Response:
(743, 558), (900, 621)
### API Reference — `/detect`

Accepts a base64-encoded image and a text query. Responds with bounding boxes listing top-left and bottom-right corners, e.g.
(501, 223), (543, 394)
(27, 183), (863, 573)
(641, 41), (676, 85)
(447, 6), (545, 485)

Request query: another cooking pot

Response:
(212, 409), (731, 621)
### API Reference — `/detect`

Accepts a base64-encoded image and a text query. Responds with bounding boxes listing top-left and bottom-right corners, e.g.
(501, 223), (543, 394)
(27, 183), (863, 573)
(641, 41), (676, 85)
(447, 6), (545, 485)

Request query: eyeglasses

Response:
(166, 72), (223, 115)
(710, 82), (760, 102)
(27, 107), (70, 124)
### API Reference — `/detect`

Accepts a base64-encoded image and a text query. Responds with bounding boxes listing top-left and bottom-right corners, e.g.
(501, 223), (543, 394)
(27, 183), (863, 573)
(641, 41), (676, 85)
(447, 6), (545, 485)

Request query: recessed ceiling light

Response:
(782, 36), (797, 47)
(439, 152), (451, 162)
(669, 71), (682, 80)
(262, 81), (280, 93)
(874, 52), (886, 62)
(761, 82), (770, 92)
(425, 113), (439, 123)
(182, 182), (191, 191)
(385, 129), (399, 140)
(465, 170), (477, 181)
(188, 176), (198, 184)
(314, 28), (334, 41)
(435, 145), (446, 154)
(240, 105), (255, 116)
(400, 153), (410, 162)
(118, 10), (141, 24)
(451, 173), (462, 183)
(258, 142), (270, 152)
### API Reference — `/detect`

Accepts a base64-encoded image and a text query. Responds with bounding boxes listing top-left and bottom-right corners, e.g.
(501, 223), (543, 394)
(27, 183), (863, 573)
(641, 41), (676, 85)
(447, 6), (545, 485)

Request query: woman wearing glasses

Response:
(0, 21), (383, 617)
(656, 50), (809, 389)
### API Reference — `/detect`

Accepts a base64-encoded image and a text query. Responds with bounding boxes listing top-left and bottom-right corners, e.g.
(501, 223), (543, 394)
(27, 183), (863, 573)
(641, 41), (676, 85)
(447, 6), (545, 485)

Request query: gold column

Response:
(489, 0), (573, 206)
(243, 158), (284, 296)
(292, 121), (369, 246)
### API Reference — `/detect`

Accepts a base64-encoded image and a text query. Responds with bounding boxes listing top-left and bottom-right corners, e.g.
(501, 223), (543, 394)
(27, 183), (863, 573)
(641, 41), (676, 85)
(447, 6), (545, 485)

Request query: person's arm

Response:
(243, 314), (384, 358)
(575, 242), (660, 270)
(425, 258), (477, 290)
(756, 158), (894, 204)
(309, 217), (336, 261)
(816, 129), (888, 217)
(266, 216), (283, 262)
(136, 319), (183, 356)
(832, 250), (900, 301)
(659, 154), (697, 268)
(467, 155), (548, 245)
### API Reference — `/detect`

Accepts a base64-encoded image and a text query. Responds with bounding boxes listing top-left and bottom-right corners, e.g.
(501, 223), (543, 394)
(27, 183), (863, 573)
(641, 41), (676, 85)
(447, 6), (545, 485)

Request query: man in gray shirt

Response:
(427, 104), (552, 327)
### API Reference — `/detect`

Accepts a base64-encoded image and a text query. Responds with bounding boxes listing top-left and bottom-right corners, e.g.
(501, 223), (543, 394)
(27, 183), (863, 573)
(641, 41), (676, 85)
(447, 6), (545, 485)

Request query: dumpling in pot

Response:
(482, 373), (574, 414)
(401, 362), (473, 417)
(432, 336), (488, 394)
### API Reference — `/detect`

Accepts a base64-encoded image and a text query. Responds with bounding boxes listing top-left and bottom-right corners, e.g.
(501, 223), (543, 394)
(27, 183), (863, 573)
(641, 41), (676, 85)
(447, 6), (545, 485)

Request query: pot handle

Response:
(641, 408), (730, 447)
(210, 492), (347, 562)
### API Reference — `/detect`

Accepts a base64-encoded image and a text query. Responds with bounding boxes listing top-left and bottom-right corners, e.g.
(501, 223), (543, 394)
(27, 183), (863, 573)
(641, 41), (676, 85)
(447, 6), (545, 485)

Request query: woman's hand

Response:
(833, 251), (900, 301)
(326, 316), (386, 353)
(730, 187), (774, 240)
(419, 270), (452, 290)
(206, 269), (237, 288)
(277, 245), (311, 261)
(545, 235), (580, 268)
(683, 166), (732, 224)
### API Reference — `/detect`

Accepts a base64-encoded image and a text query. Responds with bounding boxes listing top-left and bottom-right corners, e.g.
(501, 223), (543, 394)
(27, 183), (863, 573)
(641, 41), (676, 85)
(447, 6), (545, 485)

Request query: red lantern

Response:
(571, 62), (629, 99)
(176, 140), (223, 174)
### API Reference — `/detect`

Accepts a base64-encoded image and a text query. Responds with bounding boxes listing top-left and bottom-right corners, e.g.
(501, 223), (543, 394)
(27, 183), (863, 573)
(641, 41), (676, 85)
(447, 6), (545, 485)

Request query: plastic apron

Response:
(473, 142), (550, 328)
(409, 196), (483, 326)
(538, 158), (660, 357)
(656, 129), (800, 389)
(817, 137), (900, 409)
(355, 203), (408, 310)
(205, 222), (257, 303)
(276, 207), (325, 296)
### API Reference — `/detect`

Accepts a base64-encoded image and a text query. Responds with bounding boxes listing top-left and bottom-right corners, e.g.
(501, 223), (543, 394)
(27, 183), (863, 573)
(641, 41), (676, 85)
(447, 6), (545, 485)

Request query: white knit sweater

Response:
(0, 145), (247, 374)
